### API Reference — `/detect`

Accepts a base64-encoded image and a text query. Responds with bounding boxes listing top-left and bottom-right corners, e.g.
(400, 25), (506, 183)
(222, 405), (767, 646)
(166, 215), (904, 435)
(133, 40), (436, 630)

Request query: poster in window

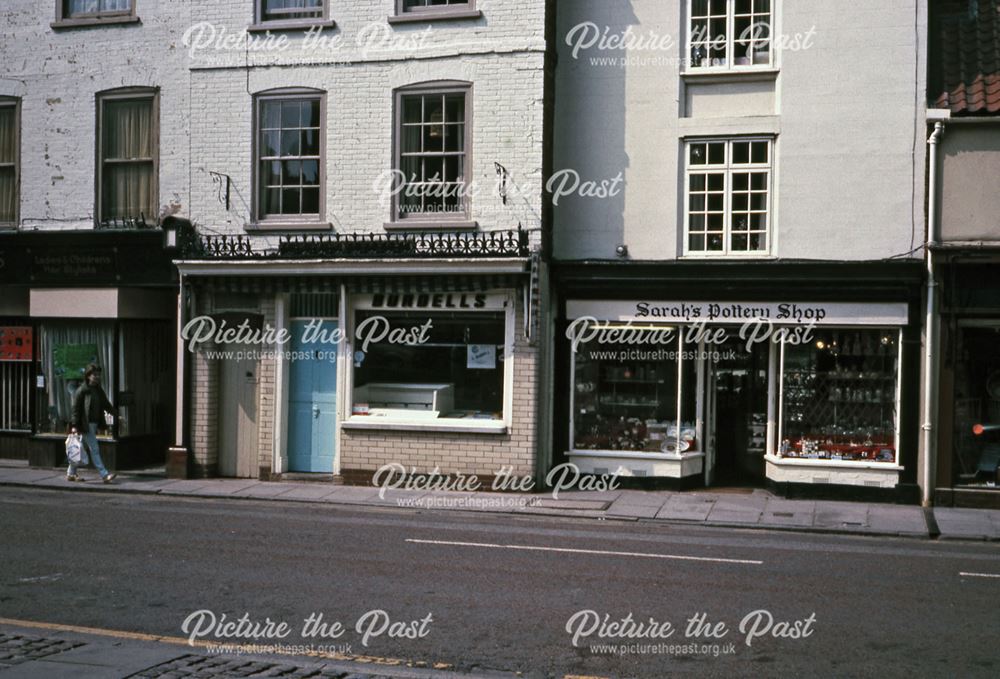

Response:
(0, 327), (32, 362)
(467, 344), (496, 370)
(53, 344), (98, 379)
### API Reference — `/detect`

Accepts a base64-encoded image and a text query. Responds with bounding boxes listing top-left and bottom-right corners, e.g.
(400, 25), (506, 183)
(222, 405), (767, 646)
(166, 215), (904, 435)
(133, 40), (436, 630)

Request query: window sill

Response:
(343, 416), (506, 435)
(247, 19), (336, 33)
(679, 253), (776, 260)
(569, 449), (705, 461)
(383, 220), (478, 232)
(764, 454), (902, 471)
(387, 10), (483, 25)
(246, 221), (333, 232)
(681, 67), (779, 84)
(51, 16), (141, 30)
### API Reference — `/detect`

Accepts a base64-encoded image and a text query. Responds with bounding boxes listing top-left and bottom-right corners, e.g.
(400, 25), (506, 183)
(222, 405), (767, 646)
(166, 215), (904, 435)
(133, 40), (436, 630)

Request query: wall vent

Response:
(812, 477), (830, 484)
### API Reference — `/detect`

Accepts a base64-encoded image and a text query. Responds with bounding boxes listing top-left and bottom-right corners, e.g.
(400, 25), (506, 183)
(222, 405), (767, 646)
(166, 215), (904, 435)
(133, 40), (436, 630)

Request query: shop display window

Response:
(352, 310), (505, 420)
(779, 329), (899, 463)
(572, 330), (700, 454)
(37, 321), (116, 436)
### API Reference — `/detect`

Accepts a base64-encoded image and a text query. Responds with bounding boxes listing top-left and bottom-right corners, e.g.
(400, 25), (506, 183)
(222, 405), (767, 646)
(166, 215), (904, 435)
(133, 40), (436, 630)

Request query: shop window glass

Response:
(572, 329), (701, 453)
(779, 329), (898, 462)
(37, 322), (116, 435)
(352, 311), (504, 420)
(951, 326), (1000, 488)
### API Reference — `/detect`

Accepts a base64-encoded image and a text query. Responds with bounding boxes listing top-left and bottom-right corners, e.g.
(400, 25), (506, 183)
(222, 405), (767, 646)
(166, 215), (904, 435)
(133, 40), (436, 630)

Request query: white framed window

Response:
(343, 292), (514, 434)
(684, 138), (772, 256)
(688, 0), (772, 70)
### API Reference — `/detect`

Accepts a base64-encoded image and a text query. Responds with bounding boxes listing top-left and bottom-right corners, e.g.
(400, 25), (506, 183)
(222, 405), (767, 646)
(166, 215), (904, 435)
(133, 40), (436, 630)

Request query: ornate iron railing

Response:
(97, 214), (154, 230)
(181, 228), (529, 260)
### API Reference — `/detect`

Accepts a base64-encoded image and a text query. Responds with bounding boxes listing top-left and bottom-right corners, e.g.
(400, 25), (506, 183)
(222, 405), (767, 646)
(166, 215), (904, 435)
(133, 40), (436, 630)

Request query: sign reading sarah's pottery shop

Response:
(566, 301), (910, 326)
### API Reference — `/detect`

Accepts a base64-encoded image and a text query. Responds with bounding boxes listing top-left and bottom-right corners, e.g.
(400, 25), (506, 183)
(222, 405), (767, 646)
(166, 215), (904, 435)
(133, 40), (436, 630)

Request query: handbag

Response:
(65, 433), (89, 466)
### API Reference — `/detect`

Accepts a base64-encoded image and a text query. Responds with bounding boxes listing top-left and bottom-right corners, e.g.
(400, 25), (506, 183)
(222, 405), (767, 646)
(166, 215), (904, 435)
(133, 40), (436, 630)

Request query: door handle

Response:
(313, 406), (320, 419)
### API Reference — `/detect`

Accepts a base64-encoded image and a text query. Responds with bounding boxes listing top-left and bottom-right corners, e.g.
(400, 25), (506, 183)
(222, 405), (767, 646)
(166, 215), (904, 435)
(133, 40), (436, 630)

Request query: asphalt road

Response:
(1, 486), (998, 678)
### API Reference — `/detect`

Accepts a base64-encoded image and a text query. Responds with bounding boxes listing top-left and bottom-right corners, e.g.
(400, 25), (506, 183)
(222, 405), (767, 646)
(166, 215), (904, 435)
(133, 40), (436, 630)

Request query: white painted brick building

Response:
(0, 1), (550, 485)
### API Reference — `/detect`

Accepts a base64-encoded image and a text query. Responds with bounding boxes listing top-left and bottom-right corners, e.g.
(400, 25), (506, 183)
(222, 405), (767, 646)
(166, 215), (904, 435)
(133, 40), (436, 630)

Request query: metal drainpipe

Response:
(922, 121), (944, 506)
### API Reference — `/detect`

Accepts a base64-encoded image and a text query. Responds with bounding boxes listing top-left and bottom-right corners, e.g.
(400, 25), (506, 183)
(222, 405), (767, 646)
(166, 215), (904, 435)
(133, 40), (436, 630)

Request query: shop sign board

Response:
(566, 301), (909, 326)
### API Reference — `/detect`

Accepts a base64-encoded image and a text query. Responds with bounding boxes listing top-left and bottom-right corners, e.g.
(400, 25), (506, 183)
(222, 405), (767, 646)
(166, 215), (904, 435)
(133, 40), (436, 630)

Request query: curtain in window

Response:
(102, 98), (154, 221)
(66, 0), (131, 15)
(0, 106), (15, 223)
(38, 322), (115, 434)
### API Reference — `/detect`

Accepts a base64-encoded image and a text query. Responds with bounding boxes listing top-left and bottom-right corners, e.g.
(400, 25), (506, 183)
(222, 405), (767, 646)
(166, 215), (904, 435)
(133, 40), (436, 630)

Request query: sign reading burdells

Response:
(566, 301), (909, 326)
(0, 327), (32, 362)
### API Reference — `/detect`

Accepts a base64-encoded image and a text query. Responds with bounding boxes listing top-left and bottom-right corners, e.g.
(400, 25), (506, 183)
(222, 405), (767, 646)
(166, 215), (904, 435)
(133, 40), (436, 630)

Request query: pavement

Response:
(0, 621), (516, 679)
(2, 460), (1000, 541)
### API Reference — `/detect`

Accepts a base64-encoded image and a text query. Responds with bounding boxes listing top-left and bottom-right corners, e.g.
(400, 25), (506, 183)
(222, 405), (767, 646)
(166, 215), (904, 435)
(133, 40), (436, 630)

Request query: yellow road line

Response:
(0, 617), (450, 669)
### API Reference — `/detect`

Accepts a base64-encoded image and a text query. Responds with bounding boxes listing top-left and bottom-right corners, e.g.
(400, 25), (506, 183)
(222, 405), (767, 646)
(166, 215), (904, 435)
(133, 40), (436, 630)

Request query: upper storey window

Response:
(689, 0), (772, 70)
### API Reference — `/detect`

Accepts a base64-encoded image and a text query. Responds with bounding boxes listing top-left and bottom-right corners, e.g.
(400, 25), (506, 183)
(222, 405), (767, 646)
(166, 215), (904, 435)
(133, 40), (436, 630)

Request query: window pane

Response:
(0, 167), (15, 223)
(282, 160), (301, 185)
(263, 102), (282, 129)
(103, 161), (154, 220)
(264, 161), (281, 186)
(444, 124), (464, 152)
(732, 142), (750, 164)
(689, 233), (706, 251)
(403, 96), (422, 124)
(282, 188), (301, 213)
(353, 311), (504, 418)
(300, 99), (320, 127)
(0, 107), (15, 164)
(444, 94), (465, 123)
(103, 99), (153, 160)
(280, 129), (301, 157)
(301, 159), (319, 186)
(36, 321), (116, 435)
(751, 141), (769, 163)
(301, 187), (320, 214)
(281, 100), (301, 128)
(301, 129), (319, 156)
(750, 172), (768, 190)
(689, 143), (707, 165)
(707, 142), (725, 164)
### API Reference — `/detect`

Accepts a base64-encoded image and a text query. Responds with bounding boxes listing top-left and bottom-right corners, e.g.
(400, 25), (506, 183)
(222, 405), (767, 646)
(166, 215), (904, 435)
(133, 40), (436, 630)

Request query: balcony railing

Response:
(181, 228), (529, 260)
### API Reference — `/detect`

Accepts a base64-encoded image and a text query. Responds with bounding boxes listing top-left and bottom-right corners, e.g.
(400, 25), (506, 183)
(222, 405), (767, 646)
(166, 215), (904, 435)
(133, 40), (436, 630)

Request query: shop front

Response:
(0, 229), (177, 469)
(553, 262), (923, 501)
(175, 229), (540, 484)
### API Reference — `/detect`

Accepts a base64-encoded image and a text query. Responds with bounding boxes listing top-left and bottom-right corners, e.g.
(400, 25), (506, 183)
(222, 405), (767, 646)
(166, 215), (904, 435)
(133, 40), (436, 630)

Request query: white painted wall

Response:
(0, 0), (192, 231)
(553, 0), (928, 262)
(0, 1), (546, 243)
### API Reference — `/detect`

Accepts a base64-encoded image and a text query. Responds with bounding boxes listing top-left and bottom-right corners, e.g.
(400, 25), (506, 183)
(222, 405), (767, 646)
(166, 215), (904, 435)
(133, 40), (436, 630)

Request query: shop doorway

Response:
(218, 343), (259, 478)
(706, 336), (769, 487)
(287, 318), (338, 473)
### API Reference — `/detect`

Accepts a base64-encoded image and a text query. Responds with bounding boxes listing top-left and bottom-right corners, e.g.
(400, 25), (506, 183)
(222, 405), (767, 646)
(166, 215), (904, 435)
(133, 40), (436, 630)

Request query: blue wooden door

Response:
(287, 319), (338, 473)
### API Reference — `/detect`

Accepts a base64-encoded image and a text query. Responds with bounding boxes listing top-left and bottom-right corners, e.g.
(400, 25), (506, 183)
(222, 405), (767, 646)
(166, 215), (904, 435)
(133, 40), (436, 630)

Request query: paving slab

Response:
(814, 503), (870, 529)
(867, 506), (929, 536)
(605, 502), (663, 519)
(655, 502), (714, 522)
(706, 508), (763, 524)
(935, 508), (998, 540)
(156, 480), (218, 494)
(759, 511), (815, 528)
(189, 480), (264, 496)
(232, 483), (297, 498)
(531, 499), (612, 511)
(272, 485), (343, 501)
(613, 490), (672, 507)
